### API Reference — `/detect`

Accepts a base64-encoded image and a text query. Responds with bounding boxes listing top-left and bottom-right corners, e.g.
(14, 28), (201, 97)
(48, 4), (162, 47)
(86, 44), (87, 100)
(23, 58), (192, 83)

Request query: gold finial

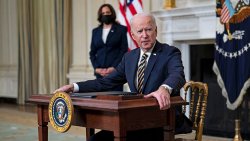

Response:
(233, 119), (243, 141)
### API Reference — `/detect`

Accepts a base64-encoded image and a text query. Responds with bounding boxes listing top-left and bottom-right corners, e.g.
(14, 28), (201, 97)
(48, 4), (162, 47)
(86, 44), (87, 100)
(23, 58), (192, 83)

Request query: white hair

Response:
(130, 12), (156, 31)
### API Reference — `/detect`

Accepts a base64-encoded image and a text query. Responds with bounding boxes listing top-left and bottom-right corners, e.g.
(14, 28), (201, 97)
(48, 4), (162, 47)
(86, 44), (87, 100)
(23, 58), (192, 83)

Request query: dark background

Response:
(190, 44), (250, 140)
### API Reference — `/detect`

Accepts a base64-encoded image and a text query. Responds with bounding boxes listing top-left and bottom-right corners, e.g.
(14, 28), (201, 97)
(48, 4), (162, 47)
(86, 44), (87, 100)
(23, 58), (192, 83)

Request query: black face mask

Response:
(101, 15), (113, 24)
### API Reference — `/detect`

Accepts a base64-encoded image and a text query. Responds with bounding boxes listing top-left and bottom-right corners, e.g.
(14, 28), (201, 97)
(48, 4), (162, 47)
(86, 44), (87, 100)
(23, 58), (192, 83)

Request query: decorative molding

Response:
(0, 0), (18, 98)
(67, 66), (94, 84)
(152, 4), (216, 44)
(152, 3), (216, 95)
(0, 66), (17, 98)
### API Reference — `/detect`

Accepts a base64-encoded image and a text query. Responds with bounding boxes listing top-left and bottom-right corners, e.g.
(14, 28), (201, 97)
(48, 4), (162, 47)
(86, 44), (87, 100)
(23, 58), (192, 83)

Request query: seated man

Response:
(54, 12), (186, 141)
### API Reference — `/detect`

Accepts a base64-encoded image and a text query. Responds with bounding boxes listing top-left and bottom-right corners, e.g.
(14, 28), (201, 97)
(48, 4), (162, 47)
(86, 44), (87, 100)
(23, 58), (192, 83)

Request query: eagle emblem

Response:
(49, 92), (74, 132)
(216, 0), (250, 40)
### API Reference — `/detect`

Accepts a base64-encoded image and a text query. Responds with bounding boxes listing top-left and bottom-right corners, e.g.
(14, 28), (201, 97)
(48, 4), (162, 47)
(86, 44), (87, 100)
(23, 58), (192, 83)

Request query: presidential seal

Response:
(49, 92), (74, 132)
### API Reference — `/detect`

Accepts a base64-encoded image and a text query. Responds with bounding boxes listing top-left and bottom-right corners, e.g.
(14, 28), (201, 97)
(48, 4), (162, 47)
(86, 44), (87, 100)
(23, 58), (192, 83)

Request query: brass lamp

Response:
(164, 0), (176, 10)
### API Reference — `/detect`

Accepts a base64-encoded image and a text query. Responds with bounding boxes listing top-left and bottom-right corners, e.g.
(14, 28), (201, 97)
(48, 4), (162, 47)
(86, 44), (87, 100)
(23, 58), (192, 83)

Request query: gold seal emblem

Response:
(49, 92), (74, 132)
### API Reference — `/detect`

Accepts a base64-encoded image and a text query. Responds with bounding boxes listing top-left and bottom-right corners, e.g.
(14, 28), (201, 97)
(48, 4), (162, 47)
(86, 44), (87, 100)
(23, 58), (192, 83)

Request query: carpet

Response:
(0, 105), (86, 141)
(0, 122), (85, 141)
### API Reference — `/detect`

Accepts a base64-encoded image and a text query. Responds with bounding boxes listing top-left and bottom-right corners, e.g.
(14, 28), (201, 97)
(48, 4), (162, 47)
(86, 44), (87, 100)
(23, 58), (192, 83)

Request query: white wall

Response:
(0, 0), (18, 98)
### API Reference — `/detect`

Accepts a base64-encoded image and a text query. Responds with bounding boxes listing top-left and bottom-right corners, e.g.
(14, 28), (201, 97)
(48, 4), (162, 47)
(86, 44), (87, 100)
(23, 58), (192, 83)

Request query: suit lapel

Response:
(143, 42), (162, 92)
(96, 26), (105, 44)
(106, 25), (116, 43)
(127, 49), (140, 92)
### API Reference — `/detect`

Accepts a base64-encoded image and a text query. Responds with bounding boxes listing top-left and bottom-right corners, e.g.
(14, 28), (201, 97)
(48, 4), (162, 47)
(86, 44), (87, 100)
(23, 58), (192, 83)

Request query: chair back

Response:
(183, 81), (208, 141)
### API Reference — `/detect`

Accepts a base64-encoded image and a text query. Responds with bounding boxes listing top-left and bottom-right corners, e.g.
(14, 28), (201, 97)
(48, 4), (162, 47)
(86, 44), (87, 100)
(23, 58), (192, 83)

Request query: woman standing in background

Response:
(89, 4), (128, 91)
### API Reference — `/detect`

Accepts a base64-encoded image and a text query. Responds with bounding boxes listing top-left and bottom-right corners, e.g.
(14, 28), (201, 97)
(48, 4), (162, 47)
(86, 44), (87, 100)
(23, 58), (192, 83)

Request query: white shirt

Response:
(102, 28), (111, 43)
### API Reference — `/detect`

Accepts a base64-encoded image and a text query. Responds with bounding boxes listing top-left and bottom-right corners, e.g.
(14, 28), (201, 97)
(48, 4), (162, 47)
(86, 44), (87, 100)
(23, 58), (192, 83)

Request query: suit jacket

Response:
(89, 24), (128, 71)
(78, 41), (186, 95)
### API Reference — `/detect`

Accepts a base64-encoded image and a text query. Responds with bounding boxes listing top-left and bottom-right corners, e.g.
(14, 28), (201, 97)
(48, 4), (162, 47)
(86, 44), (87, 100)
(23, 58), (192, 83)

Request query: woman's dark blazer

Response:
(89, 24), (128, 73)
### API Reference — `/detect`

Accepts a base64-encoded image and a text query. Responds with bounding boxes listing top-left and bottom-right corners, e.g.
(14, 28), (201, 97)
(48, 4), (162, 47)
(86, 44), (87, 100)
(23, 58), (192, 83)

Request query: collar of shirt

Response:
(102, 27), (111, 43)
(139, 42), (156, 63)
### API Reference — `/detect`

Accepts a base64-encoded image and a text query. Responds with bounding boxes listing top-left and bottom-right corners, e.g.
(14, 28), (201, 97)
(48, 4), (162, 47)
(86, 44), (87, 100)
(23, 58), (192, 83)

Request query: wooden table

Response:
(28, 94), (186, 141)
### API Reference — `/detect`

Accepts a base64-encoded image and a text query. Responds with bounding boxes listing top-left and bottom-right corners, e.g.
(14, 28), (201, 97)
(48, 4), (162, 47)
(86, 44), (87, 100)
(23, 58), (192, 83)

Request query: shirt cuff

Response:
(161, 84), (173, 94)
(73, 83), (79, 92)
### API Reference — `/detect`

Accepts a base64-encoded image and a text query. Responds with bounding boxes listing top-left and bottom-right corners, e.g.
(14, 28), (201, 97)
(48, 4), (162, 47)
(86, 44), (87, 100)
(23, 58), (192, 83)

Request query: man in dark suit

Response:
(54, 12), (186, 141)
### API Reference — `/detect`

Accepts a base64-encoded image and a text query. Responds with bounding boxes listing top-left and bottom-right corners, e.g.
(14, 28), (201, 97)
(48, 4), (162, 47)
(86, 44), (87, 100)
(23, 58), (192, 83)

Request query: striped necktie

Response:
(137, 53), (148, 94)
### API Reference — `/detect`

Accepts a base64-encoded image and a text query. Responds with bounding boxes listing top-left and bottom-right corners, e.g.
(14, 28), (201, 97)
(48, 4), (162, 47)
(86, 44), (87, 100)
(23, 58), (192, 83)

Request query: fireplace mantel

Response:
(152, 4), (216, 45)
(151, 4), (217, 83)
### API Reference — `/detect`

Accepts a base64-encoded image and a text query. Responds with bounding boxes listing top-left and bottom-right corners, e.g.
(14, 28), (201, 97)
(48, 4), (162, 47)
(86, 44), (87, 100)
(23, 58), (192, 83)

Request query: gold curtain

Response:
(17, 0), (72, 104)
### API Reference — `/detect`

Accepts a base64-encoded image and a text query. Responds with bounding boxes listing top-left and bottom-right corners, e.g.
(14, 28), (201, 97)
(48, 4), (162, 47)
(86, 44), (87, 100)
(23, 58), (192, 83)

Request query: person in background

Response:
(89, 3), (128, 91)
(54, 13), (186, 141)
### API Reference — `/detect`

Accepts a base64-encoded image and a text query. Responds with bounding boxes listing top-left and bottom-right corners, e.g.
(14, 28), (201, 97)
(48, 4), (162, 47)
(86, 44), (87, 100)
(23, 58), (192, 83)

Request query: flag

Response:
(220, 0), (235, 23)
(118, 0), (143, 50)
(213, 0), (250, 110)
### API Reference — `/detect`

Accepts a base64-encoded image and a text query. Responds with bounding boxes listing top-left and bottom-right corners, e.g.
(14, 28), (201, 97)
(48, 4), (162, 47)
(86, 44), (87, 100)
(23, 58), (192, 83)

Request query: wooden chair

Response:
(176, 81), (208, 141)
